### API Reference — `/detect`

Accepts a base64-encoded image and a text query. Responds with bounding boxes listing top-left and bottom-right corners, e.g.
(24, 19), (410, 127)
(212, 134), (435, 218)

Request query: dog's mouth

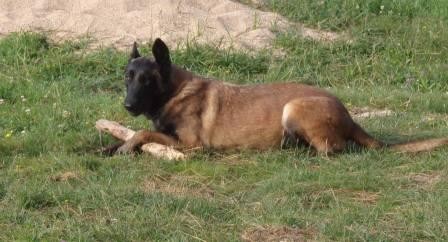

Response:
(124, 105), (141, 116)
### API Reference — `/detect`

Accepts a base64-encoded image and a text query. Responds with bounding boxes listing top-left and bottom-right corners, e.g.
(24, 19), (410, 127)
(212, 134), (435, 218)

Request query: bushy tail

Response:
(351, 123), (448, 153)
(351, 123), (384, 149)
(389, 138), (448, 153)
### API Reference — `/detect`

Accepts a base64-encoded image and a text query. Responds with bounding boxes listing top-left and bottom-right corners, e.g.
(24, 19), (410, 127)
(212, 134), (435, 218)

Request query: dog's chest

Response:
(153, 105), (203, 146)
(153, 118), (178, 139)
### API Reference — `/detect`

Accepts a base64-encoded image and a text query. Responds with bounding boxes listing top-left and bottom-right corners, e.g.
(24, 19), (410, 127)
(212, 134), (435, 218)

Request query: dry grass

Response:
(50, 171), (79, 182)
(141, 175), (215, 200)
(351, 191), (381, 204)
(332, 189), (381, 205)
(408, 172), (441, 190)
(421, 113), (448, 122)
(241, 225), (316, 242)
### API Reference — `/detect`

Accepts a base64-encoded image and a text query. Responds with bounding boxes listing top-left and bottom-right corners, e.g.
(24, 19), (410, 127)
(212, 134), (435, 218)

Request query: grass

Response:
(1, 1), (448, 240)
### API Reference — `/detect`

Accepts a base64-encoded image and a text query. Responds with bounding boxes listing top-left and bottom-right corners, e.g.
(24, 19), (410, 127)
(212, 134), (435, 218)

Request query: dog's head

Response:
(124, 38), (173, 118)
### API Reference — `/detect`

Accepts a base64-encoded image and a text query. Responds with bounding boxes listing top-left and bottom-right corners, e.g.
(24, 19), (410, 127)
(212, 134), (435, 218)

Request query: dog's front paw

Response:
(116, 142), (137, 155)
(98, 142), (124, 156)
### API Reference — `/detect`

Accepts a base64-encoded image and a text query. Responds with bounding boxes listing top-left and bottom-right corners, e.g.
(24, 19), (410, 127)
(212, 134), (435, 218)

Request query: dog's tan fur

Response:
(117, 39), (448, 155)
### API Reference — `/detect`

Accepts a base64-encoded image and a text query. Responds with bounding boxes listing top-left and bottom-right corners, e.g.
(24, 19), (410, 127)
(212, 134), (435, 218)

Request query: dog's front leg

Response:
(116, 130), (180, 154)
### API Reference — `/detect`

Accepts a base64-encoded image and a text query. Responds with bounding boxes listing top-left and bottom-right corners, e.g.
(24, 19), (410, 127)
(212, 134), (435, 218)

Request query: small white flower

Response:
(380, 5), (384, 10)
(21, 95), (27, 102)
(21, 130), (26, 134)
(62, 110), (71, 118)
(25, 108), (31, 113)
(0, 99), (4, 105)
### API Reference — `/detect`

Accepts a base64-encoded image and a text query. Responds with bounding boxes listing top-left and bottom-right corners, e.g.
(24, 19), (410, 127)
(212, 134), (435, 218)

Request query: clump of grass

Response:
(0, 32), (49, 65)
(174, 43), (270, 78)
(266, 0), (448, 30)
(81, 158), (102, 171)
(19, 190), (56, 210)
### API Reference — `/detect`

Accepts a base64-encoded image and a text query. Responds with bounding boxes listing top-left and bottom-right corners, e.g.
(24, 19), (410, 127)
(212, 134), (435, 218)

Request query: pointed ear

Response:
(152, 38), (171, 67)
(130, 42), (140, 60)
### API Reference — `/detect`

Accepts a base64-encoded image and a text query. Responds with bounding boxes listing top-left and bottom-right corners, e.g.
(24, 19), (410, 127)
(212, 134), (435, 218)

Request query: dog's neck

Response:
(169, 64), (195, 94)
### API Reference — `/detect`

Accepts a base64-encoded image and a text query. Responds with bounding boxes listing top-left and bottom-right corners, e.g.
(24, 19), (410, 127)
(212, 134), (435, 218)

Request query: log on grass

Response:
(95, 119), (186, 160)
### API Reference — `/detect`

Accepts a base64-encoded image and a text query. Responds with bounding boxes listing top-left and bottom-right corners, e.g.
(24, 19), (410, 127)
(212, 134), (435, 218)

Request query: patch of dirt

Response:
(141, 175), (214, 199)
(241, 0), (266, 9)
(50, 171), (78, 182)
(408, 172), (441, 189)
(0, 0), (343, 50)
(351, 191), (381, 204)
(214, 154), (257, 165)
(349, 107), (394, 119)
(241, 225), (315, 242)
(300, 27), (342, 42)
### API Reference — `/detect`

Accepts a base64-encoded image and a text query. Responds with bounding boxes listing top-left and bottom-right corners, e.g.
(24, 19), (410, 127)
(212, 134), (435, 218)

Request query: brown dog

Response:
(115, 38), (447, 155)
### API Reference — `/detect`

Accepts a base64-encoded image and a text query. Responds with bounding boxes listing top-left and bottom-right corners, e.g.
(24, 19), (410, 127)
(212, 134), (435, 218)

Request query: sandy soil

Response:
(0, 0), (341, 49)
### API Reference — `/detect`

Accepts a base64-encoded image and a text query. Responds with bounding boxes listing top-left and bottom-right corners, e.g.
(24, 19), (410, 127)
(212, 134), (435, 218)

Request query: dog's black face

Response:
(124, 39), (172, 118)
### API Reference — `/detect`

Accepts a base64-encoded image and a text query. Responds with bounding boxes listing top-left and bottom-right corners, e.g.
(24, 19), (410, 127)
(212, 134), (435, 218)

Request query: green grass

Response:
(1, 1), (448, 240)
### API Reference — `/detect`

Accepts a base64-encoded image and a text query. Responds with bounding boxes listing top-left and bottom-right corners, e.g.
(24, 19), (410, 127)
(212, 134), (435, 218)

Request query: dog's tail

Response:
(388, 138), (448, 153)
(351, 123), (448, 153)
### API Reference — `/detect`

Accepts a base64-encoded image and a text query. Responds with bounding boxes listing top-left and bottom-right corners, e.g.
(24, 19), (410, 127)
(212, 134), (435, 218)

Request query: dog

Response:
(114, 38), (447, 155)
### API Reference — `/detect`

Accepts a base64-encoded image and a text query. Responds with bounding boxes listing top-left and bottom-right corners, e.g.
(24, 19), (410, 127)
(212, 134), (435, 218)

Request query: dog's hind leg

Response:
(281, 97), (350, 154)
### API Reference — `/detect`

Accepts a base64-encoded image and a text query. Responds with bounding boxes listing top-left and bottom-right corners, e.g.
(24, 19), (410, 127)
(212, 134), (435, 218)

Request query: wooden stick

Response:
(95, 119), (136, 141)
(95, 119), (186, 160)
(353, 109), (393, 119)
(141, 143), (186, 160)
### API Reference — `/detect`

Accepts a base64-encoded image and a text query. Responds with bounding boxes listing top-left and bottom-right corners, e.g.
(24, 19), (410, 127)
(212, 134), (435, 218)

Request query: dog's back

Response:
(162, 77), (340, 150)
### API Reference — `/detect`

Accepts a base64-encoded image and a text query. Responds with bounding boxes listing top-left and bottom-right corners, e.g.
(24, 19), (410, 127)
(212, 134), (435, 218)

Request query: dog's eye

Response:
(139, 74), (152, 85)
(125, 70), (134, 82)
